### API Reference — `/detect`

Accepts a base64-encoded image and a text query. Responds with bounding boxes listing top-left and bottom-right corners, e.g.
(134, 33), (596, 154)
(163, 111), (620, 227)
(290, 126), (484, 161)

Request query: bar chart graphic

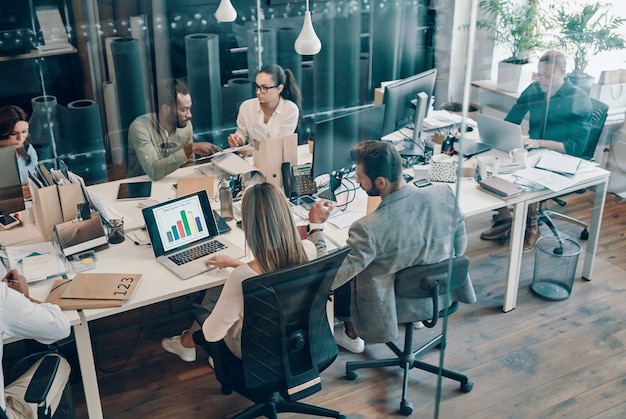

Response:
(166, 210), (203, 242)
(153, 194), (210, 252)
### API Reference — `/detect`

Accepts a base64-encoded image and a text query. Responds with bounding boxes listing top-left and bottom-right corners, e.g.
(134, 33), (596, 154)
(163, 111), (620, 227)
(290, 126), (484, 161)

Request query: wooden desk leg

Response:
(503, 201), (527, 312)
(74, 312), (104, 419)
(582, 179), (608, 281)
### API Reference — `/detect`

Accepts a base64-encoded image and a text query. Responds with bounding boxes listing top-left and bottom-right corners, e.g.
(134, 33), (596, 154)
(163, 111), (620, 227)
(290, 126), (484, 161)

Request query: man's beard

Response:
(365, 185), (380, 197)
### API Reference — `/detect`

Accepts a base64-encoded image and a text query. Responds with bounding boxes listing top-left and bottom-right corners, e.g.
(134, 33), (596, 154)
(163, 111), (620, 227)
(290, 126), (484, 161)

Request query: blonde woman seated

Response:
(162, 182), (332, 360)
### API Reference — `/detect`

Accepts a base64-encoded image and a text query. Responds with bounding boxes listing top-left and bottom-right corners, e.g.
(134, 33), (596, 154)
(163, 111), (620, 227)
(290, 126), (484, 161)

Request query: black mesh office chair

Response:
(345, 256), (473, 416)
(538, 98), (609, 244)
(1, 352), (74, 419)
(193, 248), (350, 419)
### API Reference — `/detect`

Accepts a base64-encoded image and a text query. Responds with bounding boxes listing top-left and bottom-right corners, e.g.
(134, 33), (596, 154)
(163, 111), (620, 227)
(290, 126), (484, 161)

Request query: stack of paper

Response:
(35, 6), (74, 53)
(535, 150), (582, 176)
(5, 242), (66, 282)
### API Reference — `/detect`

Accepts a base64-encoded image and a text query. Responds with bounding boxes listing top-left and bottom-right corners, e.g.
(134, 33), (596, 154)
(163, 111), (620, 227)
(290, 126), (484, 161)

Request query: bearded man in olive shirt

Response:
(127, 78), (216, 180)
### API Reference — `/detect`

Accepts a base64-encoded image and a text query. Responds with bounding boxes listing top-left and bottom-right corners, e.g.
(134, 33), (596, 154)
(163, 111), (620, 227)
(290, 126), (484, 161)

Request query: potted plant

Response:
(552, 2), (626, 91)
(476, 0), (546, 93)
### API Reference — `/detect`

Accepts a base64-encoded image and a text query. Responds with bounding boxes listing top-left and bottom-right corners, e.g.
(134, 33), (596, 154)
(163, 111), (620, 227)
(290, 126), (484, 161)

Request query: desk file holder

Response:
(32, 182), (85, 241)
(252, 133), (297, 190)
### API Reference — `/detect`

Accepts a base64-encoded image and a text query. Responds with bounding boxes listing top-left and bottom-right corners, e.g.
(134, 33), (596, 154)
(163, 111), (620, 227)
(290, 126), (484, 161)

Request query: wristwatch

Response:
(306, 223), (324, 234)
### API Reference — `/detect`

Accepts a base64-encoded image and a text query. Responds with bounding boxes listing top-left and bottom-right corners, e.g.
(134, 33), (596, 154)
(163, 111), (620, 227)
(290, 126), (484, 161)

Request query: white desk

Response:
(0, 146), (609, 417)
(315, 148), (610, 313)
(73, 165), (249, 418)
(452, 162), (609, 312)
(1, 162), (249, 419)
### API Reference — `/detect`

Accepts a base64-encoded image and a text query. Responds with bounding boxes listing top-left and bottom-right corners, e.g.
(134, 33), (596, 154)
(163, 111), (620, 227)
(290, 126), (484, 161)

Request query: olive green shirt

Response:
(127, 113), (193, 180)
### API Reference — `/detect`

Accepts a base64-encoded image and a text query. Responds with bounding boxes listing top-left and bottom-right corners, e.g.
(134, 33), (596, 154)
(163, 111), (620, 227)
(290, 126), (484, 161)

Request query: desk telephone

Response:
(281, 162), (317, 199)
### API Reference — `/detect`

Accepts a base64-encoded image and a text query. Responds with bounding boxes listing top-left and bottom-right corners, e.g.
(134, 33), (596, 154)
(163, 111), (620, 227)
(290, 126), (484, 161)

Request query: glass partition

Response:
(0, 0), (436, 183)
(0, 1), (468, 416)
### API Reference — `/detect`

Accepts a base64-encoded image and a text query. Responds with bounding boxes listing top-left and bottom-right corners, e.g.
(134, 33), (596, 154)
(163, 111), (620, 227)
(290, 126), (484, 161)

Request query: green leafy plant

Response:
(552, 2), (626, 75)
(476, 0), (546, 64)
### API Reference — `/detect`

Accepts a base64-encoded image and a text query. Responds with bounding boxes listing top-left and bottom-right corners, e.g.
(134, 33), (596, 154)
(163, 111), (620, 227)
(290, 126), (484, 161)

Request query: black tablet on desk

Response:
(117, 181), (152, 200)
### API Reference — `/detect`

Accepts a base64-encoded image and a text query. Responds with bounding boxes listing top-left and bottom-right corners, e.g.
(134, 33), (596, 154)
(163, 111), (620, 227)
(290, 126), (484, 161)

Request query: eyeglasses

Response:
(254, 84), (278, 94)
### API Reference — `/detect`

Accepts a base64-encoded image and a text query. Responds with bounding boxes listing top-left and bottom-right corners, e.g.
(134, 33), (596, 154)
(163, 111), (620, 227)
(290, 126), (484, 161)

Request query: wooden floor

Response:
(6, 191), (624, 418)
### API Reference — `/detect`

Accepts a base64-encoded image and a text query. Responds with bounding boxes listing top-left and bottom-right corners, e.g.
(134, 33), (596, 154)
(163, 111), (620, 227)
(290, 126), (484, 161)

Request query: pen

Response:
(7, 279), (20, 284)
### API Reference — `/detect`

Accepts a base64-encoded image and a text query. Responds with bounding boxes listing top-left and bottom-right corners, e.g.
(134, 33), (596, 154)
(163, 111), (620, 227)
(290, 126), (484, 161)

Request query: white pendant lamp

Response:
(215, 0), (237, 23)
(294, 0), (321, 55)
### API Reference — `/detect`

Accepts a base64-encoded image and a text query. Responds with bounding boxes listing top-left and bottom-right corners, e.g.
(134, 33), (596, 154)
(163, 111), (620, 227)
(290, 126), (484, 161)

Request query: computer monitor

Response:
(381, 68), (437, 137)
(312, 105), (385, 201)
(0, 147), (25, 217)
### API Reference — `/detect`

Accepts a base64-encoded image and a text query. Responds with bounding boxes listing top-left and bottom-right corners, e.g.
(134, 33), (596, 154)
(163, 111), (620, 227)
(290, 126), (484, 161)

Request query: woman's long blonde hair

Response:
(241, 182), (308, 273)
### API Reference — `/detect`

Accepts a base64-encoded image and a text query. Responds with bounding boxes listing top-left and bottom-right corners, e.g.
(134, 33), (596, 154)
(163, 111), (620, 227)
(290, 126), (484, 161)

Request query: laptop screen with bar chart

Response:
(142, 190), (244, 279)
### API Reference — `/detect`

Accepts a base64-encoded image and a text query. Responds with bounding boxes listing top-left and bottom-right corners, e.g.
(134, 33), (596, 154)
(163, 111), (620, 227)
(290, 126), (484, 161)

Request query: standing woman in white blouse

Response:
(227, 64), (302, 156)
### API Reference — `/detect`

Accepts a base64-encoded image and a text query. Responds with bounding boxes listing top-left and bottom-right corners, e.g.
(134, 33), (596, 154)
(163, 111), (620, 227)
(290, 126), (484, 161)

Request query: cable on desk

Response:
(333, 178), (358, 211)
(125, 231), (151, 246)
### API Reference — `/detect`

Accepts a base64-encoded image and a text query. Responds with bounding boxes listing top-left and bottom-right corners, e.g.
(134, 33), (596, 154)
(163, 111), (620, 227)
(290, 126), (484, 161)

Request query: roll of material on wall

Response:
(185, 33), (222, 140)
(104, 37), (121, 83)
(58, 100), (105, 156)
(301, 62), (314, 115)
(111, 38), (148, 161)
(221, 78), (254, 126)
(276, 27), (301, 86)
(130, 15), (155, 114)
(152, 0), (172, 84)
(314, 9), (360, 111)
(29, 95), (60, 162)
(103, 81), (124, 165)
(247, 28), (277, 75)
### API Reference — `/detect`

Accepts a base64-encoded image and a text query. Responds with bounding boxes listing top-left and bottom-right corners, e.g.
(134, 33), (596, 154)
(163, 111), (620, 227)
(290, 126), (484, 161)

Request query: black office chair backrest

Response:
(395, 256), (470, 328)
(581, 98), (609, 161)
(240, 247), (350, 401)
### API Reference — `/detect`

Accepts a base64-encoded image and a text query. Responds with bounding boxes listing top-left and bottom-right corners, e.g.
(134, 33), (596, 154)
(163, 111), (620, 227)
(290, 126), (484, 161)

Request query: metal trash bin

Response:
(531, 237), (581, 301)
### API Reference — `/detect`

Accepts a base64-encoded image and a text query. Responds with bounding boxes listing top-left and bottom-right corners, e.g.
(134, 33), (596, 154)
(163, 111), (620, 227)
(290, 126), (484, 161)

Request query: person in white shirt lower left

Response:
(1, 268), (71, 418)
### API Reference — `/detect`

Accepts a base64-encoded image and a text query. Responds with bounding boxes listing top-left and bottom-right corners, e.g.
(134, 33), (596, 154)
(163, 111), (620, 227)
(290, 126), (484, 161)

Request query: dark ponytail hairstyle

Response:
(0, 105), (32, 164)
(259, 64), (302, 114)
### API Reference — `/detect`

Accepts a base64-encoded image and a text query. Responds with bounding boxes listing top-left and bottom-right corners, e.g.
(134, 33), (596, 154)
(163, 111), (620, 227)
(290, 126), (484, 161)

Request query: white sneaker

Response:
(334, 328), (365, 354)
(414, 321), (425, 329)
(161, 333), (196, 362)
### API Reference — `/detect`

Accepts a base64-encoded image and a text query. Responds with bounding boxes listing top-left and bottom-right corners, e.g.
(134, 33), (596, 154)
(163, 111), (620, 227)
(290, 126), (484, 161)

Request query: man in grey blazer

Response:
(308, 140), (476, 352)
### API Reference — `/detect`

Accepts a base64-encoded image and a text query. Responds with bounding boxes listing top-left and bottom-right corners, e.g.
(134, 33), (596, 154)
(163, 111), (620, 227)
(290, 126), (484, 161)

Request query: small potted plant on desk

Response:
(476, 0), (547, 93)
(550, 1), (626, 93)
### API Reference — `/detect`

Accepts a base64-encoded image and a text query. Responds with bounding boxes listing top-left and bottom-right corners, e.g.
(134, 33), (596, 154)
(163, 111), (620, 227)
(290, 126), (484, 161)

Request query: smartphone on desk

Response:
(0, 213), (20, 229)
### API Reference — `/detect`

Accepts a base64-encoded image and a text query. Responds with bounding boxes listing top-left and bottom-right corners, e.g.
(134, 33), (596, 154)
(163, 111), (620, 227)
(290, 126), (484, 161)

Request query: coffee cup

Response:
(510, 147), (528, 165)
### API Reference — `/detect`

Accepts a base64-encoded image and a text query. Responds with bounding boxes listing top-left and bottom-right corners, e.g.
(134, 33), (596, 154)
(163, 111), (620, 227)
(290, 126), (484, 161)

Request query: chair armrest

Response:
(23, 355), (60, 405)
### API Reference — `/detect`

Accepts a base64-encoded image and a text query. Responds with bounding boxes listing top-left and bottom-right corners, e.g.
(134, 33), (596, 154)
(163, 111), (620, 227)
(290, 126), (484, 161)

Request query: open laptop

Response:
(142, 190), (245, 279)
(460, 113), (524, 157)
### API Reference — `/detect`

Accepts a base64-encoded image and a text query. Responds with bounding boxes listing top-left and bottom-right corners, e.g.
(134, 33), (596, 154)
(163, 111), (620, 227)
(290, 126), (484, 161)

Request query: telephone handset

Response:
(281, 162), (317, 199)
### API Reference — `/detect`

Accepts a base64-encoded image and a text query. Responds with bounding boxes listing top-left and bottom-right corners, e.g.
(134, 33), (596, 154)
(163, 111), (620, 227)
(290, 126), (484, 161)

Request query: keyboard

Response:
(168, 240), (227, 265)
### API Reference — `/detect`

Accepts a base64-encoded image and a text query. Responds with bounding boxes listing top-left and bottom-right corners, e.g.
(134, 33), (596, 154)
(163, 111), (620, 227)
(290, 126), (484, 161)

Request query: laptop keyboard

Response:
(168, 240), (227, 265)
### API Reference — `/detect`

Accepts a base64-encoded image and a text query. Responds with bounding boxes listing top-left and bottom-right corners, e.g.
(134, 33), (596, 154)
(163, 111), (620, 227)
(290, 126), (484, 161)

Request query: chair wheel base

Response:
(580, 229), (589, 240)
(461, 381), (473, 393)
(400, 400), (414, 416)
(346, 371), (358, 381)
